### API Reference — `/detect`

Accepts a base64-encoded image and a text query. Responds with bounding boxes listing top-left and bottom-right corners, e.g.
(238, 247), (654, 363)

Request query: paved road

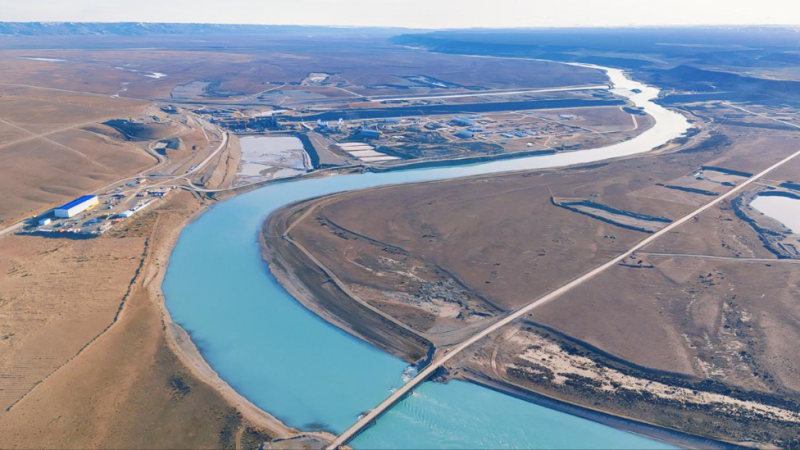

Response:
(0, 81), (149, 101)
(326, 144), (800, 448)
(182, 130), (229, 178)
(0, 117), (128, 174)
(0, 123), (227, 239)
(368, 84), (609, 102)
(725, 102), (800, 131)
(0, 222), (26, 238)
(638, 252), (800, 264)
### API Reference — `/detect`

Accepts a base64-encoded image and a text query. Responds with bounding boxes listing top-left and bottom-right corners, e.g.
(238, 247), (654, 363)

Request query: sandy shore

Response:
(147, 191), (335, 444)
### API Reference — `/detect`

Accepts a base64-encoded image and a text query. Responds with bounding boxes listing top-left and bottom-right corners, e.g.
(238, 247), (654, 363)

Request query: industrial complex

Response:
(27, 184), (171, 237)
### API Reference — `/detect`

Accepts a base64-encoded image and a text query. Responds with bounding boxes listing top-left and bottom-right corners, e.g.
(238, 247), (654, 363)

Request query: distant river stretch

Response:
(163, 61), (690, 447)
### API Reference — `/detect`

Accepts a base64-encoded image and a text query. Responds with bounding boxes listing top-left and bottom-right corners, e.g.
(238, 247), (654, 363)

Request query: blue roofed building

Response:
(54, 195), (99, 218)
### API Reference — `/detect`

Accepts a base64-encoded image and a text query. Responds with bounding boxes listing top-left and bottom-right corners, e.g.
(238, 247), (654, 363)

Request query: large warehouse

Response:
(54, 195), (99, 218)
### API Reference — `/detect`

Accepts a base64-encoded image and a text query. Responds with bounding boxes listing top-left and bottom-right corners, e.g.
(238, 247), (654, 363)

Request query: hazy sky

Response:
(3, 0), (800, 29)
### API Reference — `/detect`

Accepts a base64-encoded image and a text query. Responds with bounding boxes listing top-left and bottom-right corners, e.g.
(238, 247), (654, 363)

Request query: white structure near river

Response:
(235, 136), (311, 186)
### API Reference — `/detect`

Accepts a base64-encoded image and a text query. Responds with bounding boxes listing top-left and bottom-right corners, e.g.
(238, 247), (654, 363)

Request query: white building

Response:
(119, 199), (155, 219)
(54, 195), (99, 218)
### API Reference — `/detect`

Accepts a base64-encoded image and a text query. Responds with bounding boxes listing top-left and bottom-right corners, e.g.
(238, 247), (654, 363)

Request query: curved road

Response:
(0, 124), (227, 239)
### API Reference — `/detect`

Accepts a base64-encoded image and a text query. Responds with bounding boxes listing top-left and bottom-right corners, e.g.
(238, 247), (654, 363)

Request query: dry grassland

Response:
(0, 191), (276, 449)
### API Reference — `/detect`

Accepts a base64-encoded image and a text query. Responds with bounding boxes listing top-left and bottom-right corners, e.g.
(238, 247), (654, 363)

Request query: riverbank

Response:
(0, 191), (298, 449)
(259, 152), (752, 447)
(261, 195), (433, 363)
(147, 190), (338, 445)
(149, 199), (295, 439)
(450, 370), (742, 450)
(162, 59), (708, 447)
(367, 107), (657, 173)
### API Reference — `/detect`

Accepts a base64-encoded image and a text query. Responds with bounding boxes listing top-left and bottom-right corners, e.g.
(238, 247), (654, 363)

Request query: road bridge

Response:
(327, 143), (800, 449)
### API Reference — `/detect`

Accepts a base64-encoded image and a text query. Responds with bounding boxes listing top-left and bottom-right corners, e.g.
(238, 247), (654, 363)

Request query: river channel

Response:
(162, 63), (690, 446)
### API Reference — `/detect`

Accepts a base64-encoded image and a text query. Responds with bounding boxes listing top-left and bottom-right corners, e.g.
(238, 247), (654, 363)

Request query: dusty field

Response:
(275, 103), (799, 338)
(449, 178), (800, 446)
(532, 252), (800, 393)
(451, 307), (800, 448)
(274, 160), (680, 346)
(0, 191), (285, 449)
(0, 40), (604, 103)
(0, 233), (146, 410)
(0, 85), (147, 134)
(0, 131), (155, 225)
(0, 86), (155, 226)
(263, 200), (433, 362)
(536, 105), (644, 132)
(265, 100), (800, 446)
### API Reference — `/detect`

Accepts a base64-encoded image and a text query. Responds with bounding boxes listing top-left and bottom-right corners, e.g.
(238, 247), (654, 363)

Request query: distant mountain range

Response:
(0, 22), (402, 37)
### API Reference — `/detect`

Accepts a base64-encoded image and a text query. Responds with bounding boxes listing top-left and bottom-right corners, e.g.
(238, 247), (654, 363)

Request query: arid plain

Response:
(2, 24), (800, 449)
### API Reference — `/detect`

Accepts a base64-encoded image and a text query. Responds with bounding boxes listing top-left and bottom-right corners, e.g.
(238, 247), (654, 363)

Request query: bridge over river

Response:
(328, 139), (800, 449)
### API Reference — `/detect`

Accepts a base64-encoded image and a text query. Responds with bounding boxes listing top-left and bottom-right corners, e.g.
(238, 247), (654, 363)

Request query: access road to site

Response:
(327, 143), (800, 448)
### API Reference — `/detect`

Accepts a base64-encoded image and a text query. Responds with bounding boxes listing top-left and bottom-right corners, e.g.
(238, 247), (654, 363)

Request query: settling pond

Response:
(751, 194), (800, 234)
(163, 63), (690, 447)
(236, 136), (310, 185)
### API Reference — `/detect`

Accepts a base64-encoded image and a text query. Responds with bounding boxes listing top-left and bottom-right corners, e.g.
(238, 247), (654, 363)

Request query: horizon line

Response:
(1, 21), (800, 32)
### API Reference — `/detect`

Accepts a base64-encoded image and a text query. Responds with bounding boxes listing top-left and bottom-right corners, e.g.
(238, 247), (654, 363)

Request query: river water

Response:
(352, 381), (676, 449)
(163, 63), (690, 445)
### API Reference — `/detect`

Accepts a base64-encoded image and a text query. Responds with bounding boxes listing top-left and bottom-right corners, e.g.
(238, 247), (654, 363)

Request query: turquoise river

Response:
(163, 63), (689, 447)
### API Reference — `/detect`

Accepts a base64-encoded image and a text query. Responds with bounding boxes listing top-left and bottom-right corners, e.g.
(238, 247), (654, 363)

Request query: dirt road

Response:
(327, 143), (800, 448)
